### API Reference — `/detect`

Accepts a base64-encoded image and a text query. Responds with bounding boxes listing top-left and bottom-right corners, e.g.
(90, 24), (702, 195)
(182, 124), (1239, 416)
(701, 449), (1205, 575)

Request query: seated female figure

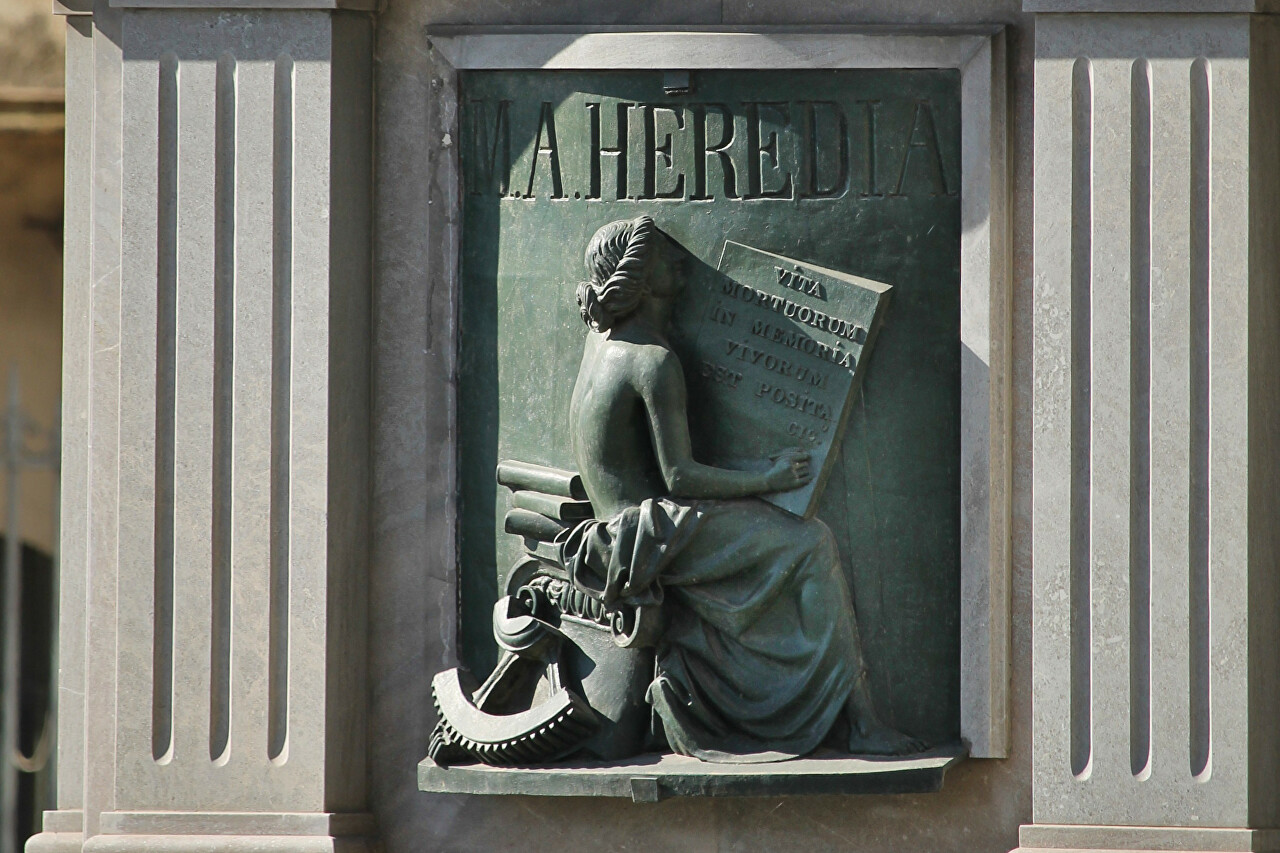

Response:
(563, 215), (923, 762)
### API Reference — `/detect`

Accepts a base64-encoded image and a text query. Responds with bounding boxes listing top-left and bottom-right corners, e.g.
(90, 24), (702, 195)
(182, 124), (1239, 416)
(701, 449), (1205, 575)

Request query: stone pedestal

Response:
(1024, 4), (1280, 851)
(26, 0), (376, 850)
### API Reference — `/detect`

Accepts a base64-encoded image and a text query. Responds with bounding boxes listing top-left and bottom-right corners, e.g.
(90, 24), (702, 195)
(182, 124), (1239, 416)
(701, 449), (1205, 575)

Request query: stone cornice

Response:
(106, 0), (380, 11)
(1024, 0), (1280, 12)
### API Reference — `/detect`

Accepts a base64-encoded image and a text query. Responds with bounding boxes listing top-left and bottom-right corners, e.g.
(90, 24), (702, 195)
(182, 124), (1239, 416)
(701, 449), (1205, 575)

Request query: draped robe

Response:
(561, 496), (864, 763)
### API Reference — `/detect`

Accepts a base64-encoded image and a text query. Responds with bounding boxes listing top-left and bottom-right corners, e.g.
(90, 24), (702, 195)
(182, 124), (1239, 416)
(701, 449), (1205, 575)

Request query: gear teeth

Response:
(431, 679), (597, 767)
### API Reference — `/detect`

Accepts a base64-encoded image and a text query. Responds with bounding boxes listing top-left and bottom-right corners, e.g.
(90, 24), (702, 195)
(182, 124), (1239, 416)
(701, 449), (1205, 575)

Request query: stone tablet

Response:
(679, 241), (891, 517)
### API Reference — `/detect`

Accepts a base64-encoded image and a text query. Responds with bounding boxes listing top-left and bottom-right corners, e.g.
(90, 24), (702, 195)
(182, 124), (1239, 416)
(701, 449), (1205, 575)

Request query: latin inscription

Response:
(465, 97), (954, 202)
(700, 359), (743, 390)
(724, 339), (828, 389)
(678, 242), (892, 517)
(723, 279), (869, 352)
(779, 266), (827, 300)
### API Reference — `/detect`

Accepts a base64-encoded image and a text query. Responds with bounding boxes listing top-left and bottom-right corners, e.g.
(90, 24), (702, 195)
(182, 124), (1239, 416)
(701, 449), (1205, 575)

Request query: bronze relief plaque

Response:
(455, 69), (961, 749)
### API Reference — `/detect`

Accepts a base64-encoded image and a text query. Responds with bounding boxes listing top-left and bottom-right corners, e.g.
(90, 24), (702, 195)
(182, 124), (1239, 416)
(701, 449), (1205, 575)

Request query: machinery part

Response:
(428, 664), (599, 767)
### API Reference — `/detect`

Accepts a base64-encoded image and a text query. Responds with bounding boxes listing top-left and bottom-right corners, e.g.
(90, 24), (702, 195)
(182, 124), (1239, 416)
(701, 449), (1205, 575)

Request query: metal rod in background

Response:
(0, 368), (24, 853)
(44, 400), (59, 817)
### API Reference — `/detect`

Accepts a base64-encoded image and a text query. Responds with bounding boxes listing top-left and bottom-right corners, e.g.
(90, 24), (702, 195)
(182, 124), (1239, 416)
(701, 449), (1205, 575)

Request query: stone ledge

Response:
(98, 812), (376, 837)
(51, 0), (90, 15)
(24, 833), (84, 853)
(81, 837), (377, 853)
(1023, 0), (1280, 12)
(418, 745), (967, 802)
(1017, 824), (1280, 852)
(76, 812), (379, 853)
(107, 0), (380, 11)
(36, 810), (83, 834)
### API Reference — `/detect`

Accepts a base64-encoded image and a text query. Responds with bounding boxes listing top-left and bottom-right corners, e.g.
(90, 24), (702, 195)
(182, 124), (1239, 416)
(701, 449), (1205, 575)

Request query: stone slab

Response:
(427, 28), (997, 72)
(26, 809), (83, 853)
(81, 837), (377, 853)
(51, 0), (92, 15)
(23, 833), (83, 853)
(418, 745), (966, 802)
(82, 812), (377, 853)
(1024, 0), (1278, 12)
(109, 0), (379, 9)
(97, 812), (377, 837)
(1018, 824), (1280, 852)
(37, 811), (83, 834)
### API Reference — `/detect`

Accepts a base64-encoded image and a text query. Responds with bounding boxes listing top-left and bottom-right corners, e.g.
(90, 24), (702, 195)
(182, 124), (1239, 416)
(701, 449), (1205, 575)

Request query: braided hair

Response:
(576, 216), (657, 332)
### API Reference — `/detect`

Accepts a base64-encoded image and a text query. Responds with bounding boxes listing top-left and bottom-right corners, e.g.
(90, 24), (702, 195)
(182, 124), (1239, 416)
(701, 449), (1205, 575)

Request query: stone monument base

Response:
(1017, 824), (1280, 853)
(419, 745), (966, 803)
(24, 810), (84, 853)
(74, 812), (377, 853)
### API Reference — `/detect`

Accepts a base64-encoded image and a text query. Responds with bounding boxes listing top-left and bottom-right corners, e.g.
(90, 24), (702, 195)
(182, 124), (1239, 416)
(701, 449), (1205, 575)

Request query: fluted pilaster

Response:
(28, 2), (375, 850)
(1024, 7), (1280, 851)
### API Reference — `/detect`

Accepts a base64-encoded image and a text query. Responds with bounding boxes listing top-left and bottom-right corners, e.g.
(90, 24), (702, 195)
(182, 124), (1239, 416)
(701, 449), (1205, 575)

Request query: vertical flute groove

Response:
(1188, 56), (1212, 782)
(210, 52), (236, 766)
(1130, 57), (1153, 781)
(152, 51), (179, 766)
(268, 53), (294, 765)
(1070, 56), (1094, 780)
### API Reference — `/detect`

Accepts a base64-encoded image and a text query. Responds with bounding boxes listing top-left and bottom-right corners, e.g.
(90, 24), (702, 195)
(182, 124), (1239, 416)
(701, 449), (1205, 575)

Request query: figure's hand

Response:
(764, 449), (813, 493)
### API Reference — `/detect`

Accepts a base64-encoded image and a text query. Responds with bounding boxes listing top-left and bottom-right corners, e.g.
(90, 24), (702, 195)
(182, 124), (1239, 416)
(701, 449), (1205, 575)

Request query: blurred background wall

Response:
(0, 0), (64, 848)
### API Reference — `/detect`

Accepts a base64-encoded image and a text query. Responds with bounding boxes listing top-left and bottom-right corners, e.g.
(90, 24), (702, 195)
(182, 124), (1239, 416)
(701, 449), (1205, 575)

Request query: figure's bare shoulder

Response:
(625, 341), (683, 400)
(594, 332), (681, 387)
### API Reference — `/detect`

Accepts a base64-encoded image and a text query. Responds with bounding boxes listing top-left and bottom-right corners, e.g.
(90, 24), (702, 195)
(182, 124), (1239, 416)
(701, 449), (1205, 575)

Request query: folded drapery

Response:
(561, 496), (864, 764)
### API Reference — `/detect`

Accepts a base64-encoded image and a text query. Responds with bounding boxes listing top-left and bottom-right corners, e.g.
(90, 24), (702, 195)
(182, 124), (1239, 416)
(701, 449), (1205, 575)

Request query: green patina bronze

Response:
(561, 214), (919, 760)
(457, 69), (962, 750)
(682, 240), (893, 518)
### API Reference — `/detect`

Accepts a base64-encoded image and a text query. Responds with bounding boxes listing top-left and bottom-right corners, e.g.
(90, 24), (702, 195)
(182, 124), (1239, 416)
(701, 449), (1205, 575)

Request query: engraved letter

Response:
(744, 101), (793, 199)
(587, 101), (631, 200)
(892, 100), (951, 197)
(643, 105), (686, 199)
(691, 104), (737, 200)
(856, 99), (883, 198)
(525, 101), (565, 199)
(468, 99), (511, 196)
(799, 101), (849, 199)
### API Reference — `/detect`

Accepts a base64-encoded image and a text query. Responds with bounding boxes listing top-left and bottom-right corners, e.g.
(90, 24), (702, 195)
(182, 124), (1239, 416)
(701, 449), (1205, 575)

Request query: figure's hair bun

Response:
(576, 281), (611, 332)
(577, 216), (656, 331)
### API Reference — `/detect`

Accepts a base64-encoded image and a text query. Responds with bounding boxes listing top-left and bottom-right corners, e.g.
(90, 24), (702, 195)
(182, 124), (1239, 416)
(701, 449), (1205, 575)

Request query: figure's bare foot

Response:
(847, 718), (928, 756)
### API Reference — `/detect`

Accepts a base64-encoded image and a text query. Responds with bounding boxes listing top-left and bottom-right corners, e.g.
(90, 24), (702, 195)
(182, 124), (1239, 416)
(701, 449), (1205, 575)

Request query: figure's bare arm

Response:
(637, 349), (811, 499)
